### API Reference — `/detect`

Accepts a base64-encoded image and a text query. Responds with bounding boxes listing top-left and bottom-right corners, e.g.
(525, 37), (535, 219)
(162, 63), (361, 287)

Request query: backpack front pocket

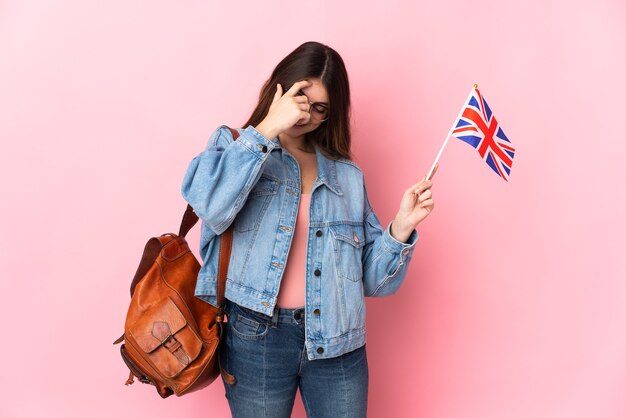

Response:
(128, 297), (202, 379)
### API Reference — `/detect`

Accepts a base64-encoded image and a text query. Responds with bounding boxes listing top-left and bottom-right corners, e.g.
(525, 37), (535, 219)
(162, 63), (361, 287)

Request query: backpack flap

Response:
(129, 298), (202, 378)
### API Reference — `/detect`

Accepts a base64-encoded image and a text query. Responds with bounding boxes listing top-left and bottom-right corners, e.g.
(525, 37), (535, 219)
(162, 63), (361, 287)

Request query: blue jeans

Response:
(219, 299), (369, 418)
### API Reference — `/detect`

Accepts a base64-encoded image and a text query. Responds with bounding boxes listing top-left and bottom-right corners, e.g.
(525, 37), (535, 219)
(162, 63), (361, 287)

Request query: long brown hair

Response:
(243, 41), (352, 160)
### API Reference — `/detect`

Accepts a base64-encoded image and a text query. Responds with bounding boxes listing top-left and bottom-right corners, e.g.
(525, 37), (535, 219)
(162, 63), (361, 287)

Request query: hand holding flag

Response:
(390, 162), (438, 243)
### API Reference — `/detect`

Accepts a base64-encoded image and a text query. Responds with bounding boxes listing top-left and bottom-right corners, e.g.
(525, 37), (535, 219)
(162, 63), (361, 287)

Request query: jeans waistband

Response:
(226, 299), (305, 326)
(272, 305), (306, 325)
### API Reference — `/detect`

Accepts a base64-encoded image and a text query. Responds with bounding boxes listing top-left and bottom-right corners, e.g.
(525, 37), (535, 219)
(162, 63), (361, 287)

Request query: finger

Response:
(406, 180), (424, 194)
(285, 80), (313, 96)
(296, 111), (311, 125)
(418, 198), (434, 210)
(406, 179), (433, 195)
(417, 189), (432, 203)
(272, 84), (283, 104)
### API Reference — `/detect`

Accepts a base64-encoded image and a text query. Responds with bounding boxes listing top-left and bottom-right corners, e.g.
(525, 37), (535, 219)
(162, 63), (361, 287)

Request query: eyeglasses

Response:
(296, 90), (329, 122)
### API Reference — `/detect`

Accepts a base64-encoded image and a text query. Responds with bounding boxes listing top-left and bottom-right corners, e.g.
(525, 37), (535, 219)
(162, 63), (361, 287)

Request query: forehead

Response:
(302, 78), (329, 104)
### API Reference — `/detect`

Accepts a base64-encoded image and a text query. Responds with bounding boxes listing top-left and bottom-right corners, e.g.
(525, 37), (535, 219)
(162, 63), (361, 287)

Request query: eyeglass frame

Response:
(295, 90), (329, 122)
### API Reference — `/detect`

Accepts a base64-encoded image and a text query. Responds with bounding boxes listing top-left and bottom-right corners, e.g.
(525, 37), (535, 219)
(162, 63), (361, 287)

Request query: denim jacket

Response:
(181, 125), (418, 360)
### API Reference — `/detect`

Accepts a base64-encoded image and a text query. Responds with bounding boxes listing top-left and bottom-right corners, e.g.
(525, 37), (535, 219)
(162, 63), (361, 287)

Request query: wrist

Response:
(255, 121), (279, 141)
(390, 220), (413, 243)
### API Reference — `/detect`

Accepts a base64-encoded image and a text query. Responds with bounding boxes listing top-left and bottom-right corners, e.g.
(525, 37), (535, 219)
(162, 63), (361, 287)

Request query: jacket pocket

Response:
(329, 222), (365, 282)
(235, 175), (279, 232)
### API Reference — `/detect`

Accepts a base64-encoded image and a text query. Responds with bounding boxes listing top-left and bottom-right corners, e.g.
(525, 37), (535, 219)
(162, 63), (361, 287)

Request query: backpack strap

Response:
(216, 128), (240, 317)
(177, 127), (241, 315)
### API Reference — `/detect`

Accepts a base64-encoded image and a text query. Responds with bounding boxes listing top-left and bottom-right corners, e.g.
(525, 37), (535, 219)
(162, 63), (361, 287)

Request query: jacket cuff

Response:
(382, 222), (418, 260)
(235, 125), (278, 158)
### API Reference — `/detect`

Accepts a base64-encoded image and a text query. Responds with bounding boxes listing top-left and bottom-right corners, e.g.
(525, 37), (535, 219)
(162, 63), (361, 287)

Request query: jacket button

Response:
(314, 269), (321, 276)
(313, 308), (320, 316)
(316, 347), (324, 354)
(261, 145), (268, 153)
(316, 230), (322, 237)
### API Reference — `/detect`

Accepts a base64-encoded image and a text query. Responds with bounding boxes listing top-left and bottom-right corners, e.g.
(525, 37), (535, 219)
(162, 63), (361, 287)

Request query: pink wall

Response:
(1, 1), (625, 417)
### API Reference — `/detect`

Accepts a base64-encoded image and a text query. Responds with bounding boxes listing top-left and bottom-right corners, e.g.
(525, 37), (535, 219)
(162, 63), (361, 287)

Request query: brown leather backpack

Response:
(113, 128), (239, 398)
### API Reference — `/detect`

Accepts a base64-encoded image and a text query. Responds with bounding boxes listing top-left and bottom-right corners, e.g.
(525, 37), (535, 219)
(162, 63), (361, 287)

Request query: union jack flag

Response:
(451, 87), (515, 181)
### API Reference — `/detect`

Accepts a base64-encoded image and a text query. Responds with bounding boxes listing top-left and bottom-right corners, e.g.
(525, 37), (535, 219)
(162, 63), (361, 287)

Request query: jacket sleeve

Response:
(181, 125), (277, 235)
(361, 183), (419, 297)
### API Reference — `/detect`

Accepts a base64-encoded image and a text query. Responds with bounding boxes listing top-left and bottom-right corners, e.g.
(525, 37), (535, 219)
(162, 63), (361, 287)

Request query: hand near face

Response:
(255, 80), (313, 139)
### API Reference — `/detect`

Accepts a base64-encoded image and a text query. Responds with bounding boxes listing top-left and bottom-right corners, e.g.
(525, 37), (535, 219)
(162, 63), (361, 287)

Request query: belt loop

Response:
(271, 305), (279, 328)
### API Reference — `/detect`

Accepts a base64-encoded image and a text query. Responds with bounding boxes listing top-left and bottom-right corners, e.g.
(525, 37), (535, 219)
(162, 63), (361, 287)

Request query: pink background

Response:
(1, 1), (625, 417)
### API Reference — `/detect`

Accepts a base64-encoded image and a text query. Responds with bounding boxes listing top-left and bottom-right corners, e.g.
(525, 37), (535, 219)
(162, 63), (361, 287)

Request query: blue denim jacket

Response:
(181, 125), (418, 360)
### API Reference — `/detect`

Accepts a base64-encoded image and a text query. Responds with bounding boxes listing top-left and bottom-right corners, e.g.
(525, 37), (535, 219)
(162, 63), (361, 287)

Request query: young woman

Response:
(181, 41), (435, 418)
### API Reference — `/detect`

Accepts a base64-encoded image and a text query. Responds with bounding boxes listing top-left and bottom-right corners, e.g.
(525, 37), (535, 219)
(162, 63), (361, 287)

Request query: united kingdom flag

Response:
(451, 88), (515, 181)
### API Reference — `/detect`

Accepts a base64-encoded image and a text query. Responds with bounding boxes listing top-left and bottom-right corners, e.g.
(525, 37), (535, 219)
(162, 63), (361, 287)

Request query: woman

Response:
(181, 41), (435, 418)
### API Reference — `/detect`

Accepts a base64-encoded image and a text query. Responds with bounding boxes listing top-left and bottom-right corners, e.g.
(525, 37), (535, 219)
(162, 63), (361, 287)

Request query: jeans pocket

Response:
(229, 304), (270, 341)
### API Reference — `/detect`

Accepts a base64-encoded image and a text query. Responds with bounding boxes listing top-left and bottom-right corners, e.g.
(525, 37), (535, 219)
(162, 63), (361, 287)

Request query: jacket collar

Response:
(272, 137), (343, 196)
(315, 145), (343, 196)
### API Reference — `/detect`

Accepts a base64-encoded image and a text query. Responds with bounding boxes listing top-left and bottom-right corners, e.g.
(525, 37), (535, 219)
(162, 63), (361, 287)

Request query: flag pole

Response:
(426, 84), (478, 180)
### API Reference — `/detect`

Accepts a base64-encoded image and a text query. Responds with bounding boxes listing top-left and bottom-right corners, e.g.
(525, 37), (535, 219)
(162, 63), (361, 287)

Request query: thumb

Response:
(272, 83), (282, 104)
